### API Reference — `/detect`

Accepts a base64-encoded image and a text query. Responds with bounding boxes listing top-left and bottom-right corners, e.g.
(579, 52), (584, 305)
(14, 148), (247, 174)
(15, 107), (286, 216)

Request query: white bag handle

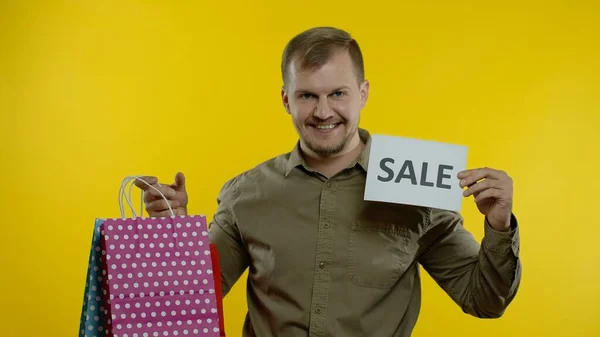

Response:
(118, 176), (175, 219)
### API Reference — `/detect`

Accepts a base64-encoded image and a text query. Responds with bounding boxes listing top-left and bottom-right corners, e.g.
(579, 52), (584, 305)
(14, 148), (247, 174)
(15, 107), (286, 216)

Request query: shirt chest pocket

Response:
(348, 220), (412, 289)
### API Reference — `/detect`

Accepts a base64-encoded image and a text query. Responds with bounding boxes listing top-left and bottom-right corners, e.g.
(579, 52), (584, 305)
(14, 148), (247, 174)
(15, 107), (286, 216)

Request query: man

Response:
(135, 26), (521, 337)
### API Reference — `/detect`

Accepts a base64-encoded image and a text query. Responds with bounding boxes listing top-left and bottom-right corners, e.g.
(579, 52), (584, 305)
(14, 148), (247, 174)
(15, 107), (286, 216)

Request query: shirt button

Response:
(325, 182), (332, 189)
(323, 222), (330, 228)
(315, 307), (322, 314)
(319, 262), (325, 269)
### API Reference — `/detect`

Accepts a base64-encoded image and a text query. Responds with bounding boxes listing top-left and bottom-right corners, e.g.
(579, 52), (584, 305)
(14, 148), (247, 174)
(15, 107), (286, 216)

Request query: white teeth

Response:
(316, 124), (336, 130)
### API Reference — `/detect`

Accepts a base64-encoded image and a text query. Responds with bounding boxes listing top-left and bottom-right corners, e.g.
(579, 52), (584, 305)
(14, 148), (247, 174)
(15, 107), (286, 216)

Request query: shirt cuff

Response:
(482, 213), (520, 256)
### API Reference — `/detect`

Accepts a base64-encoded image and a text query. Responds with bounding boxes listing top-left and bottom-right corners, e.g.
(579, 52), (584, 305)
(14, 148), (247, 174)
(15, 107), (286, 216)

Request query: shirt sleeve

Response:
(417, 208), (522, 318)
(208, 176), (250, 298)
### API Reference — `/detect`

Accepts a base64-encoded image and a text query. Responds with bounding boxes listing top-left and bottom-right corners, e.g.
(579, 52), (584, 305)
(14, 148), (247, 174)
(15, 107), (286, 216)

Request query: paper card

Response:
(364, 134), (468, 212)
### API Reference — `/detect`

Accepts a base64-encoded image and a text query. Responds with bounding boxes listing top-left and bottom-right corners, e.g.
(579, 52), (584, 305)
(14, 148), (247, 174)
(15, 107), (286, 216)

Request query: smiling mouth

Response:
(311, 123), (342, 131)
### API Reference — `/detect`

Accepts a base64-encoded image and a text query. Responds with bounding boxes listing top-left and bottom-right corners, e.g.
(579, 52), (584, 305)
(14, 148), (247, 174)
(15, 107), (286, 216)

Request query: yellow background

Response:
(1, 1), (599, 336)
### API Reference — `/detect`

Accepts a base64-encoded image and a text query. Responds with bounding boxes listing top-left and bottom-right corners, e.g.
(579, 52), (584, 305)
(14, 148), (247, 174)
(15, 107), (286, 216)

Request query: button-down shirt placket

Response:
(308, 180), (336, 337)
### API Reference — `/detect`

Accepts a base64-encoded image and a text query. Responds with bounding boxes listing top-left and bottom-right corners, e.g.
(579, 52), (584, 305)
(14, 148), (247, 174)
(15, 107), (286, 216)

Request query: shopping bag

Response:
(79, 218), (111, 337)
(79, 176), (224, 337)
(209, 244), (226, 337)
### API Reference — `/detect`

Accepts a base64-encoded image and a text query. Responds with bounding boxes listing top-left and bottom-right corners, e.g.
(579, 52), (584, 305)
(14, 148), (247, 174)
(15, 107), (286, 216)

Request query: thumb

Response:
(173, 172), (186, 191)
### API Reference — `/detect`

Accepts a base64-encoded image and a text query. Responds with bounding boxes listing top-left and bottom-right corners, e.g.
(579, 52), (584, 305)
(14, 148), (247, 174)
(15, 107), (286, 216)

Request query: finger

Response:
(173, 172), (186, 192)
(150, 209), (178, 217)
(474, 188), (503, 203)
(463, 179), (499, 197)
(144, 184), (177, 202)
(150, 208), (186, 217)
(134, 176), (158, 190)
(458, 167), (506, 187)
(146, 199), (180, 212)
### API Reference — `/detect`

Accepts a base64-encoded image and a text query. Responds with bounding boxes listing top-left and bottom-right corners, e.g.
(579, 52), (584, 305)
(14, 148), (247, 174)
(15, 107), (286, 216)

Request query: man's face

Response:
(282, 49), (369, 157)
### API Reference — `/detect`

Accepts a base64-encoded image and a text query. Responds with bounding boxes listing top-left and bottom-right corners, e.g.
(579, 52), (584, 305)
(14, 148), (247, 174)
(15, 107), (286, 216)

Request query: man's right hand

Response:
(134, 172), (188, 217)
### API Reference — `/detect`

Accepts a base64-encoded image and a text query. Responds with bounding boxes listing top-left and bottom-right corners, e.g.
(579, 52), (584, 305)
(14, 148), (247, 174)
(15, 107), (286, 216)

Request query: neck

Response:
(301, 131), (364, 178)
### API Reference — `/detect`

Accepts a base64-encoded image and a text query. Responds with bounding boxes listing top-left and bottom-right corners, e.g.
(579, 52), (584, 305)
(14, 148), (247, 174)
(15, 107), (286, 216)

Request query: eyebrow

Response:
(294, 86), (351, 95)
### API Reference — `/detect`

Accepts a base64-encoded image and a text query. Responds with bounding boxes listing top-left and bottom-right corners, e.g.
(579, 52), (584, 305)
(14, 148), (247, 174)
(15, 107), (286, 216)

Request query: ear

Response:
(359, 79), (370, 109)
(281, 86), (291, 115)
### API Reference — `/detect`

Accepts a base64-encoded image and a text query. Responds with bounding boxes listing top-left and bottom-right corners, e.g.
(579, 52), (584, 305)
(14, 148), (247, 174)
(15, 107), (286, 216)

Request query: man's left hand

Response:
(458, 167), (513, 231)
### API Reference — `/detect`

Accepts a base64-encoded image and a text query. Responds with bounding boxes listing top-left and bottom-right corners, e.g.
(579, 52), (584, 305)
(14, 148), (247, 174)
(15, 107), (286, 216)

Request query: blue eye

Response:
(301, 93), (313, 99)
(332, 91), (345, 97)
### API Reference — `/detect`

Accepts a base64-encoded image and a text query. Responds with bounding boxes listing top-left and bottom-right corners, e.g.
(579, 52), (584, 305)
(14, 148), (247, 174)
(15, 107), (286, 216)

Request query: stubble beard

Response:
(303, 123), (355, 157)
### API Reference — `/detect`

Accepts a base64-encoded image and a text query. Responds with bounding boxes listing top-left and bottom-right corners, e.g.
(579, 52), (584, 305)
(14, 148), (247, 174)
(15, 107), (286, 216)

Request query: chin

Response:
(306, 139), (347, 156)
(297, 123), (354, 155)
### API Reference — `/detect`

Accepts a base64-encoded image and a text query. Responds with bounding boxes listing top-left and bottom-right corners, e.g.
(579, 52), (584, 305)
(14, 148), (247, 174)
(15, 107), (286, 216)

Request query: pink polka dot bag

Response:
(79, 177), (223, 337)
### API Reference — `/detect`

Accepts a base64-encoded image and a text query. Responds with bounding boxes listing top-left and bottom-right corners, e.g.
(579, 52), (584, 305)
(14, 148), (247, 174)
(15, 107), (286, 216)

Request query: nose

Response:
(313, 96), (334, 120)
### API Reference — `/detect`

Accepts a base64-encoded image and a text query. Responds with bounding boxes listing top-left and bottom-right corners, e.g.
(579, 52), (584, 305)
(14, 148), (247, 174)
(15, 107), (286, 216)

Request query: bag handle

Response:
(118, 176), (176, 219)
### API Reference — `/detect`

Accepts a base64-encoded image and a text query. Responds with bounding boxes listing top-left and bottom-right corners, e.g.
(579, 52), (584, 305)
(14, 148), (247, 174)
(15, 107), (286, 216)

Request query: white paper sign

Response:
(364, 134), (468, 212)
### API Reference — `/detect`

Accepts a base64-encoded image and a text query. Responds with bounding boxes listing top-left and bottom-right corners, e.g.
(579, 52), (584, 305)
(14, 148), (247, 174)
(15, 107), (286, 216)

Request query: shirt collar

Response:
(285, 128), (372, 177)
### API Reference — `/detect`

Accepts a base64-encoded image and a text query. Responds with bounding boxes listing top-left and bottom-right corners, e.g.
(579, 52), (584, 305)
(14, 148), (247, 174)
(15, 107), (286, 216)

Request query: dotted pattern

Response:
(79, 218), (111, 337)
(80, 215), (220, 337)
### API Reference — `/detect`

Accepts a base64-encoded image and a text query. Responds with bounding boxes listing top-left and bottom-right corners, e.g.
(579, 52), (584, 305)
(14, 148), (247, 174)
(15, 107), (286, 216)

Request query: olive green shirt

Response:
(208, 128), (521, 337)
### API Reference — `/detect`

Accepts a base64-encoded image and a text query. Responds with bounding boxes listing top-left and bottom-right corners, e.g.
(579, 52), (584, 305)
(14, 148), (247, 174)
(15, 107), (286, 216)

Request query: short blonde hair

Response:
(281, 26), (365, 87)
